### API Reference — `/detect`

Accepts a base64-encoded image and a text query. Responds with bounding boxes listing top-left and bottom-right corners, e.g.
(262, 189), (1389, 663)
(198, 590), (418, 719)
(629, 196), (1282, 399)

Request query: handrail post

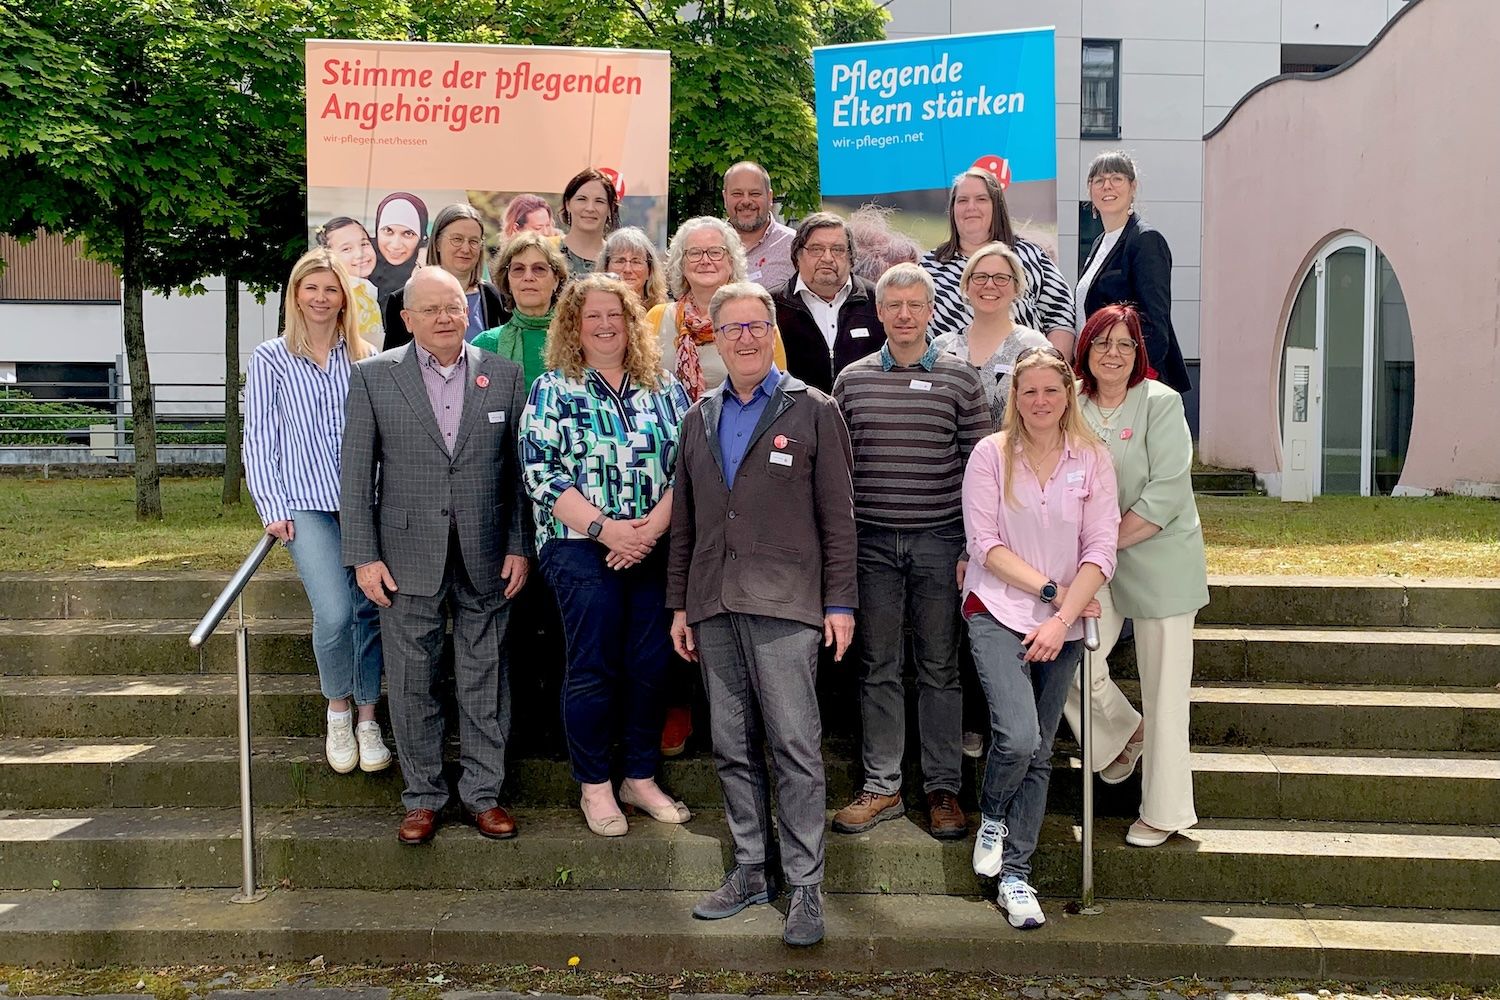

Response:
(231, 595), (264, 903)
(1081, 616), (1101, 908)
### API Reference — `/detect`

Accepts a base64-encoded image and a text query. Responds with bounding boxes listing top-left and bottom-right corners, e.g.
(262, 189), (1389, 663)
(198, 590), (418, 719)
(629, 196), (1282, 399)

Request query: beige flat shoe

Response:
(580, 795), (628, 837)
(1100, 736), (1145, 784)
(619, 782), (692, 824)
(1125, 818), (1176, 847)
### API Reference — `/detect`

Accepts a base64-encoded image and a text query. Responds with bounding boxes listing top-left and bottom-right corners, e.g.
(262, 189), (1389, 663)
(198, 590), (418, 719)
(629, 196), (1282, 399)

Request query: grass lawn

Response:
(0, 476), (1495, 577)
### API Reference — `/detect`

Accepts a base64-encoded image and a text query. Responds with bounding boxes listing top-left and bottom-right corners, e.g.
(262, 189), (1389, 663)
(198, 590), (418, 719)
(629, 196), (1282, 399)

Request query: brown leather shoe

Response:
(465, 805), (518, 840)
(927, 790), (968, 840)
(398, 808), (439, 845)
(831, 790), (904, 833)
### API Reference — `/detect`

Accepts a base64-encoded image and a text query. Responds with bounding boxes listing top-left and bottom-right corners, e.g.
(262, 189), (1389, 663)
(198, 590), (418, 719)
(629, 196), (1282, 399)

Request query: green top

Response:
(1080, 379), (1209, 620)
(473, 309), (553, 389)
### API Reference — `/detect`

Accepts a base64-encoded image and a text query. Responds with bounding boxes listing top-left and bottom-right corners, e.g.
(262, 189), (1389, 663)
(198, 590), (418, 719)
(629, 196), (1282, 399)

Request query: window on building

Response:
(1081, 40), (1121, 139)
(1077, 201), (1105, 274)
(1280, 43), (1363, 74)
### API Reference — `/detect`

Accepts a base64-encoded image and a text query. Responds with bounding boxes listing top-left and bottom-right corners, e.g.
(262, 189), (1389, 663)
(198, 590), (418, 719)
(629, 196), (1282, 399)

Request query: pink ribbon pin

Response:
(1120, 428), (1132, 440)
(475, 374), (490, 388)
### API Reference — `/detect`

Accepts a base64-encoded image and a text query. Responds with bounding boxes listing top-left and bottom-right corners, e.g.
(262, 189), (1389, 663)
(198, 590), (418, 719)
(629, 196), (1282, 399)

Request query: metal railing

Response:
(188, 532), (277, 904)
(1, 378), (240, 464)
(1080, 616), (1101, 908)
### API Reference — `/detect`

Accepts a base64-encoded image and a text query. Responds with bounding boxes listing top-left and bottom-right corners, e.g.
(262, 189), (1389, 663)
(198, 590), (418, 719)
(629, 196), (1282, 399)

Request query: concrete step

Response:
(4, 674), (1496, 752)
(4, 888), (1497, 982)
(5, 617), (1497, 691)
(1, 807), (1496, 910)
(1191, 470), (1260, 494)
(6, 573), (1498, 628)
(4, 737), (1499, 826)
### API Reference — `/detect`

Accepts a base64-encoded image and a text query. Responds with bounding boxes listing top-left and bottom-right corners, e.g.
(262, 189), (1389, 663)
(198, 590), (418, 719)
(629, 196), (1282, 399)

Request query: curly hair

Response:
(663, 216), (748, 300)
(493, 231), (568, 312)
(847, 204), (921, 283)
(544, 274), (665, 390)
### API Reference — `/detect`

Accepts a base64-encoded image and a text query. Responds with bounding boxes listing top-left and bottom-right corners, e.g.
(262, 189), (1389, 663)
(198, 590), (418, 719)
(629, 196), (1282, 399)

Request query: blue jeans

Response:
(541, 539), (672, 786)
(966, 610), (1081, 882)
(285, 509), (382, 705)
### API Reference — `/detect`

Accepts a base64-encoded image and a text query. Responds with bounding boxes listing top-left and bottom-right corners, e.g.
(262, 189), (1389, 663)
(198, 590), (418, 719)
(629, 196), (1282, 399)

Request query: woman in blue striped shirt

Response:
(245, 249), (391, 776)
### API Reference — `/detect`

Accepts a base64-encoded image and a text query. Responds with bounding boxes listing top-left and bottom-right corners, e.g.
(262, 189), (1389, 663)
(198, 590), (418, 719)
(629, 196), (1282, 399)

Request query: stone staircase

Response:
(0, 572), (1497, 980)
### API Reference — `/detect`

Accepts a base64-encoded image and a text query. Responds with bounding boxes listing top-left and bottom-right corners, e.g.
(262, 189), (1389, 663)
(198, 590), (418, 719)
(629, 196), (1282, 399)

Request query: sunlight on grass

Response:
(0, 477), (1495, 578)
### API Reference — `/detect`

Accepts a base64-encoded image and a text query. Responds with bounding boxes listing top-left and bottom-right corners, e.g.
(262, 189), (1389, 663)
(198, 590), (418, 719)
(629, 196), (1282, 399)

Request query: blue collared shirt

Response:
(244, 337), (352, 525)
(717, 365), (783, 489)
(879, 340), (941, 372)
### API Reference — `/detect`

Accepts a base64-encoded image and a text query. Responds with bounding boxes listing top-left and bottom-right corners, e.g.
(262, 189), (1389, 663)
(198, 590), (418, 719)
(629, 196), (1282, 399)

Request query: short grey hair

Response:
(664, 216), (748, 300)
(708, 281), (775, 328)
(874, 261), (934, 305)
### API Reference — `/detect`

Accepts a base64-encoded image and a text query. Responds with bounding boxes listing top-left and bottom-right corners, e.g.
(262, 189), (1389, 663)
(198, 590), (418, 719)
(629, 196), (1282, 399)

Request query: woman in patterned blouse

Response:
(921, 168), (1076, 352)
(519, 274), (693, 839)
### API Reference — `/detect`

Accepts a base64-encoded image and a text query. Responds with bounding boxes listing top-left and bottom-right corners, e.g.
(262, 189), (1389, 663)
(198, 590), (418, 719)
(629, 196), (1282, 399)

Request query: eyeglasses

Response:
(508, 263), (554, 278)
(1090, 338), (1137, 356)
(802, 244), (849, 259)
(716, 320), (773, 341)
(685, 246), (729, 263)
(969, 272), (1015, 288)
(412, 305), (467, 320)
(443, 234), (483, 251)
(608, 256), (647, 269)
(1089, 173), (1132, 189)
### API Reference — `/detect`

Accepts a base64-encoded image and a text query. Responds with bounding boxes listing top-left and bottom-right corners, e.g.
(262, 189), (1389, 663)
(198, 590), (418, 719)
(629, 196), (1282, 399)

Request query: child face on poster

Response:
(324, 221), (376, 279)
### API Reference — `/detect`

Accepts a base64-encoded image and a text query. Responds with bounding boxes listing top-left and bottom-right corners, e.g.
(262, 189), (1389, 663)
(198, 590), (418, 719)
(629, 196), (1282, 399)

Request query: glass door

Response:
(1320, 243), (1369, 494)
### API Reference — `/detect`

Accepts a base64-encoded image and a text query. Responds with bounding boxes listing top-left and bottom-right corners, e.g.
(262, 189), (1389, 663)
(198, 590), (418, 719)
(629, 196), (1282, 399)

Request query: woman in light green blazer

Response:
(1063, 303), (1208, 847)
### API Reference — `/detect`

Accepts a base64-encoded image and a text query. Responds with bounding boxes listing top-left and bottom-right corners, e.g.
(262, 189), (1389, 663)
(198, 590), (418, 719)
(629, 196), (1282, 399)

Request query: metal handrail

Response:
(1080, 616), (1101, 908)
(189, 532), (278, 903)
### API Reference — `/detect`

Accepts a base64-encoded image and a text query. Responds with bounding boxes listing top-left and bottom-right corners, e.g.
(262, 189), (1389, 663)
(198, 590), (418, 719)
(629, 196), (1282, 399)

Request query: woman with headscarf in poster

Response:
(367, 191), (429, 310)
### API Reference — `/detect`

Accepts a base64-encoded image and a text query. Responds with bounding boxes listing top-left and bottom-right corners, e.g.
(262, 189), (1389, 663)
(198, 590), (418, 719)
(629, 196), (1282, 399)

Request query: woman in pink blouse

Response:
(959, 345), (1120, 931)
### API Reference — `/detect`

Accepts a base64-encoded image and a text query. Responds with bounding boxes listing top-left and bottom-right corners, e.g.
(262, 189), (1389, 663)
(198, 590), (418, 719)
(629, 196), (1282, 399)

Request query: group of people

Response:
(243, 150), (1206, 946)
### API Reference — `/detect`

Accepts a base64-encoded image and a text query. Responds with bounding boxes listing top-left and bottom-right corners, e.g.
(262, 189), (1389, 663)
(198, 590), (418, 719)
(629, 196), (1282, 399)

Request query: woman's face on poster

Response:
(378, 220), (421, 265)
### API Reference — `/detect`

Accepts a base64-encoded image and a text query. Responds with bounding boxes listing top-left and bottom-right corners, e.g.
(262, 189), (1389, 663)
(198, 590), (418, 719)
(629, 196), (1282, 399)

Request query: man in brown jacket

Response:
(668, 281), (857, 948)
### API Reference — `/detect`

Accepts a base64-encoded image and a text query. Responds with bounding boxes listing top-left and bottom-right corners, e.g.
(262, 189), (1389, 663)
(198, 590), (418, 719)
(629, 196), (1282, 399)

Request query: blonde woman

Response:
(519, 274), (693, 838)
(960, 345), (1119, 930)
(245, 250), (391, 775)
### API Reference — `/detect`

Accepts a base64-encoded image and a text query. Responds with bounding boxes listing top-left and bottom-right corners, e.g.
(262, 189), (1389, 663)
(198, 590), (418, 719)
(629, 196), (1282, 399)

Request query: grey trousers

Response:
(695, 612), (826, 887)
(855, 523), (965, 797)
(382, 530), (512, 813)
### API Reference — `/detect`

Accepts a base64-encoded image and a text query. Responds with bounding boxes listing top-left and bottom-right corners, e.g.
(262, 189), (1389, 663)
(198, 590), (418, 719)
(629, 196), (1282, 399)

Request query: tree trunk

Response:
(120, 214), (162, 520)
(221, 275), (243, 506)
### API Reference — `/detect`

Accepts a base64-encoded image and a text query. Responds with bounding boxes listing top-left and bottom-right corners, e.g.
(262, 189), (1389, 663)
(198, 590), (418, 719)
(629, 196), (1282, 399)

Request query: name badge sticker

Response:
(487, 410), (506, 424)
(747, 270), (763, 282)
(995, 363), (1013, 375)
(1067, 469), (1085, 484)
(769, 451), (794, 467)
(850, 327), (870, 339)
(910, 379), (933, 391)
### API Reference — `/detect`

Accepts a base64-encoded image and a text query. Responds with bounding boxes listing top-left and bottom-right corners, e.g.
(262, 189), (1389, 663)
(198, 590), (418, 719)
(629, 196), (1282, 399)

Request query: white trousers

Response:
(1063, 583), (1199, 831)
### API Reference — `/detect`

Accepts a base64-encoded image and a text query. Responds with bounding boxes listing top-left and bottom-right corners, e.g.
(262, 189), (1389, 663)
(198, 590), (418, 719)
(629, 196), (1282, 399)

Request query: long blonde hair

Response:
(283, 250), (375, 362)
(544, 274), (665, 390)
(998, 347), (1101, 508)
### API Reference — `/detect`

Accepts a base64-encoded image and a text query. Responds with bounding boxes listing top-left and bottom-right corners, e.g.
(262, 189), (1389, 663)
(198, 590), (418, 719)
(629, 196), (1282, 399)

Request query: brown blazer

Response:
(667, 372), (858, 629)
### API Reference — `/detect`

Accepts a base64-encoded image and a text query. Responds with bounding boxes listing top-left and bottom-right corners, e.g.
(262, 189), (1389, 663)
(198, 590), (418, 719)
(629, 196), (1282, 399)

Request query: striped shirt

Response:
(920, 238), (1076, 342)
(832, 342), (990, 529)
(244, 337), (352, 526)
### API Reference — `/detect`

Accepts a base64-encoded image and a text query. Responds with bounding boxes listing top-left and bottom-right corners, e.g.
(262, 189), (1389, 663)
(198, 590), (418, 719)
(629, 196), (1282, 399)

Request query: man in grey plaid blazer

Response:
(341, 267), (535, 846)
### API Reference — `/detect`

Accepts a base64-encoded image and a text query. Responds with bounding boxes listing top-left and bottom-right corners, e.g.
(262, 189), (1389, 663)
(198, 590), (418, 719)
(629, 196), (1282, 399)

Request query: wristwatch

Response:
(587, 515), (607, 540)
(1039, 579), (1059, 604)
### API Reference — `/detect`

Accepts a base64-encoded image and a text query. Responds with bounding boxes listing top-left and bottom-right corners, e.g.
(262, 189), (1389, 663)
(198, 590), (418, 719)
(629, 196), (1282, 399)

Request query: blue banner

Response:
(813, 28), (1057, 197)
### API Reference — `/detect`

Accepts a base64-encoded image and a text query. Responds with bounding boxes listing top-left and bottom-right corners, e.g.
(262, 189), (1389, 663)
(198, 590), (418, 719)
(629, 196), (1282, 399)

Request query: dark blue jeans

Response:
(541, 539), (672, 785)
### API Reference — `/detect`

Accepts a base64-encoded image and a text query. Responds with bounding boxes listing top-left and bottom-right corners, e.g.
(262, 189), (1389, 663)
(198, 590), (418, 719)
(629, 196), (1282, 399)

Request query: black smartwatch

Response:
(587, 515), (606, 539)
(1039, 579), (1059, 604)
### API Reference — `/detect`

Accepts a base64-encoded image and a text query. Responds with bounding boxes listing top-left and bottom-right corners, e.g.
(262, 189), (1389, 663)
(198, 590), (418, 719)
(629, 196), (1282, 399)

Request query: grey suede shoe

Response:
(691, 865), (774, 920)
(782, 883), (825, 946)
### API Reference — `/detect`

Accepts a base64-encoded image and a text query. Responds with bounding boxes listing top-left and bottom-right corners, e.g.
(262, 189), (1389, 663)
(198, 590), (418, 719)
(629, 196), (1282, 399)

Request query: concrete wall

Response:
(1198, 0), (1500, 492)
(880, 0), (1401, 363)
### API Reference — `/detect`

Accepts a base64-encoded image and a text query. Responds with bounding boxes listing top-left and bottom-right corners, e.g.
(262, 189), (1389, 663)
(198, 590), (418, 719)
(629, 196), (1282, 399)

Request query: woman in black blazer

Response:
(1075, 152), (1192, 394)
(383, 203), (509, 350)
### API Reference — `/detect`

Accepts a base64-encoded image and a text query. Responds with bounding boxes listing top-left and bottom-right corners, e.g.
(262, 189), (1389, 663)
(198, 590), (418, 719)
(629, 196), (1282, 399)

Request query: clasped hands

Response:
(598, 516), (665, 570)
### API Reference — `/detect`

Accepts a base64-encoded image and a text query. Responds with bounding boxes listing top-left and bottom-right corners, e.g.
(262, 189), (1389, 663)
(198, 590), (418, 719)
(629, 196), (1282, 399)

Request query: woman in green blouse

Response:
(474, 232), (567, 388)
(1064, 303), (1208, 847)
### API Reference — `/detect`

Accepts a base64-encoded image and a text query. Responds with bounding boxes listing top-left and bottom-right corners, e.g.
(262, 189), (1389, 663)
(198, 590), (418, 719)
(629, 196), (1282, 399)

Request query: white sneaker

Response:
(973, 816), (1006, 877)
(999, 877), (1045, 929)
(962, 731), (985, 759)
(325, 711), (358, 774)
(356, 720), (392, 773)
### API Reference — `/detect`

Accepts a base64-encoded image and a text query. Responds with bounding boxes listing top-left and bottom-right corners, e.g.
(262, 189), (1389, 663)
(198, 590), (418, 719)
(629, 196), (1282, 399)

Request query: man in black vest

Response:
(773, 213), (886, 393)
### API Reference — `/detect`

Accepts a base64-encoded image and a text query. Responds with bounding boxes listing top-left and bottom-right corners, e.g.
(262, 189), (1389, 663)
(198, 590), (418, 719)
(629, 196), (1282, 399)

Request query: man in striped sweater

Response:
(830, 262), (990, 841)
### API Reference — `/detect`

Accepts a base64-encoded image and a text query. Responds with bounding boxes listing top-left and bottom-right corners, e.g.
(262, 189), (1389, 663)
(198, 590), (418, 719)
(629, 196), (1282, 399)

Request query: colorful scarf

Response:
(673, 294), (717, 402)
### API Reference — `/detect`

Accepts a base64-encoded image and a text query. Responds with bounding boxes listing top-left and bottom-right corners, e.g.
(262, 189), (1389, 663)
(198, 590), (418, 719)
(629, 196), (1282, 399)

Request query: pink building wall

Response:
(1198, 0), (1500, 493)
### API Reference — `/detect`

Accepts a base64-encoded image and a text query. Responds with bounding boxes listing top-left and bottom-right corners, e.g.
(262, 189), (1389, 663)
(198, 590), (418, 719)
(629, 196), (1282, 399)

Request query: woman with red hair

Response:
(1063, 303), (1207, 848)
